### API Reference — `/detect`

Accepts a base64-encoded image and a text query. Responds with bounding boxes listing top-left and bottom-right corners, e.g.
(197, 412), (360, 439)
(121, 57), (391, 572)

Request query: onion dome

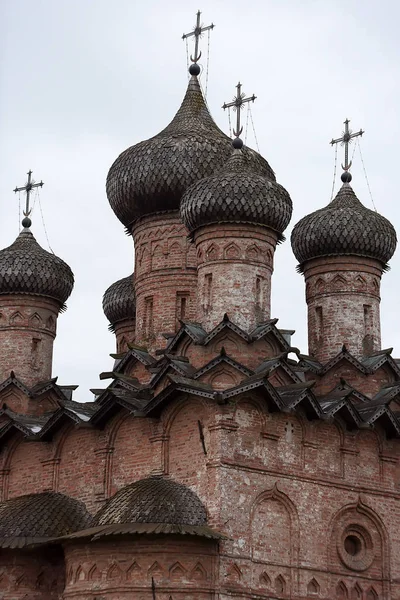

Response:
(0, 491), (92, 548)
(291, 179), (397, 267)
(102, 273), (135, 328)
(93, 476), (206, 527)
(0, 225), (74, 307)
(180, 148), (292, 238)
(106, 75), (275, 228)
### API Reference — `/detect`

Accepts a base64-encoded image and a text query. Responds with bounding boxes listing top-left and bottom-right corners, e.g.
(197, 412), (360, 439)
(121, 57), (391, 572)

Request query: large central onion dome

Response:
(106, 74), (275, 229)
(0, 224), (74, 307)
(102, 273), (136, 329)
(180, 148), (292, 238)
(291, 180), (397, 267)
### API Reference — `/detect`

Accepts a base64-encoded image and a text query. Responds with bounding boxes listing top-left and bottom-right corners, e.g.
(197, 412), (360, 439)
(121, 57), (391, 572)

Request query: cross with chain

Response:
(182, 10), (214, 63)
(222, 82), (256, 138)
(13, 170), (44, 217)
(330, 119), (364, 171)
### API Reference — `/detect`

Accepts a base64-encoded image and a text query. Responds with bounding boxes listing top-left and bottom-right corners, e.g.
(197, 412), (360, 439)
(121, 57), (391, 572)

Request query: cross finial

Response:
(222, 82), (256, 148)
(330, 119), (364, 182)
(13, 170), (44, 228)
(182, 10), (214, 74)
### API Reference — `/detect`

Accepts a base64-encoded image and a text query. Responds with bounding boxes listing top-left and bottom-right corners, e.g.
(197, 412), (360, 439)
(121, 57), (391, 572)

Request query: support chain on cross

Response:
(182, 10), (214, 77)
(13, 170), (44, 229)
(222, 82), (256, 150)
(330, 119), (364, 184)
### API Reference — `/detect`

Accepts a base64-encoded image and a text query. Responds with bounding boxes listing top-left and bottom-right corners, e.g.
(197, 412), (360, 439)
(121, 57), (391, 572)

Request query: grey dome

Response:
(291, 184), (397, 267)
(106, 75), (275, 229)
(0, 228), (74, 306)
(102, 273), (135, 326)
(93, 476), (207, 527)
(0, 491), (92, 547)
(180, 149), (292, 237)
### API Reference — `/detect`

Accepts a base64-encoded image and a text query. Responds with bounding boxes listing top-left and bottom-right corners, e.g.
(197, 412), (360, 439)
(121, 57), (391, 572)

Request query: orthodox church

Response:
(0, 12), (399, 600)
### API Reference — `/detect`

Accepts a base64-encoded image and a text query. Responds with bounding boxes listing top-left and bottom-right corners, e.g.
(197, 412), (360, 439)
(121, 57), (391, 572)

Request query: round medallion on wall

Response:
(337, 525), (374, 571)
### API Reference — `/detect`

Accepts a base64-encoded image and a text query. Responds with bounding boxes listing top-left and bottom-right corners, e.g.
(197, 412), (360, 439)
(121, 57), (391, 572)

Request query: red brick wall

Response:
(0, 294), (60, 387)
(63, 537), (217, 599)
(194, 223), (278, 332)
(303, 256), (383, 362)
(132, 211), (198, 351)
(0, 548), (64, 599)
(114, 318), (136, 353)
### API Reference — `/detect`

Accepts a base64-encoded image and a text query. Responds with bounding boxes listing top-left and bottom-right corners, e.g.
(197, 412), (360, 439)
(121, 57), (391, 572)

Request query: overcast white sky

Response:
(0, 0), (399, 401)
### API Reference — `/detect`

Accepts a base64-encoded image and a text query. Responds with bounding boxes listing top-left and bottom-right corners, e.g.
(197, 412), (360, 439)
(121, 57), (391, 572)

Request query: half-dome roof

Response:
(106, 75), (275, 228)
(291, 183), (397, 267)
(0, 491), (92, 548)
(93, 476), (207, 527)
(180, 149), (292, 237)
(0, 227), (74, 306)
(102, 273), (135, 326)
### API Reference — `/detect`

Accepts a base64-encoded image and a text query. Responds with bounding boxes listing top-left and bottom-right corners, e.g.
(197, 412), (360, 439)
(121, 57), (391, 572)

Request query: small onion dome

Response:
(0, 227), (74, 307)
(93, 476), (207, 527)
(291, 183), (397, 267)
(0, 491), (92, 548)
(106, 75), (275, 228)
(102, 273), (135, 328)
(180, 149), (292, 238)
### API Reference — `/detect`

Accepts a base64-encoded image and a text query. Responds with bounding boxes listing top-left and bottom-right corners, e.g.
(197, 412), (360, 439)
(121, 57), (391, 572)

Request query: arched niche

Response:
(56, 425), (99, 512)
(165, 397), (209, 491)
(6, 438), (50, 499)
(250, 485), (299, 570)
(109, 412), (155, 493)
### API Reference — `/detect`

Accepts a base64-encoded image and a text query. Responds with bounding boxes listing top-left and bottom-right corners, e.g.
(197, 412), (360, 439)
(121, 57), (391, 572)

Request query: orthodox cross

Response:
(182, 10), (214, 63)
(330, 119), (364, 171)
(222, 82), (256, 138)
(13, 170), (44, 217)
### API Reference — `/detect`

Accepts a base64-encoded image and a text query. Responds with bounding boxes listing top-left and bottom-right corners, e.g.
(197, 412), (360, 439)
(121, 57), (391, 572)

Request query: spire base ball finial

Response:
(21, 216), (32, 229)
(341, 171), (352, 183)
(232, 137), (243, 149)
(189, 63), (201, 76)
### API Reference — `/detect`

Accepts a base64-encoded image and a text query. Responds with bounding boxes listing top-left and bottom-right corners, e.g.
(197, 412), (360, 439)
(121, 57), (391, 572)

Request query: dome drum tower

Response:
(0, 219), (74, 388)
(292, 159), (397, 363)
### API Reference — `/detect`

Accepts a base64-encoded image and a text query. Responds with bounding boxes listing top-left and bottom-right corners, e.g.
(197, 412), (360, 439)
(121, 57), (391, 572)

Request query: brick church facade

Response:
(0, 20), (399, 600)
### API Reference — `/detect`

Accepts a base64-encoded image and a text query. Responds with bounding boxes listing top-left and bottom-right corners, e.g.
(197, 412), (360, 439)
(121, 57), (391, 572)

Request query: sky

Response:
(0, 0), (399, 402)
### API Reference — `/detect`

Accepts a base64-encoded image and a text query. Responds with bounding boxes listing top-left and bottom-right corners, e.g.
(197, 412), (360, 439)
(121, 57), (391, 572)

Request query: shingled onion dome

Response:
(94, 476), (207, 527)
(0, 222), (74, 308)
(102, 273), (135, 329)
(0, 491), (92, 548)
(180, 147), (292, 239)
(291, 174), (397, 269)
(106, 74), (275, 229)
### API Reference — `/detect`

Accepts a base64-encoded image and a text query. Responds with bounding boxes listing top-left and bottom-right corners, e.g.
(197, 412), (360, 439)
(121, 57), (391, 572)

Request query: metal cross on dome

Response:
(182, 10), (215, 63)
(13, 170), (44, 218)
(222, 82), (256, 138)
(330, 119), (364, 171)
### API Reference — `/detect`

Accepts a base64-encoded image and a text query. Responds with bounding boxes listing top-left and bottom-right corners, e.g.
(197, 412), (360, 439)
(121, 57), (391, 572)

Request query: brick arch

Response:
(6, 437), (50, 499)
(163, 396), (210, 497)
(327, 496), (390, 581)
(56, 423), (100, 511)
(250, 484), (300, 569)
(108, 411), (155, 494)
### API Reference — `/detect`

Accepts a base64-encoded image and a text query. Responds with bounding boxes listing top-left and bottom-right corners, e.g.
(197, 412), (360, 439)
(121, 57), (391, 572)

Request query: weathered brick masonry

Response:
(0, 38), (399, 600)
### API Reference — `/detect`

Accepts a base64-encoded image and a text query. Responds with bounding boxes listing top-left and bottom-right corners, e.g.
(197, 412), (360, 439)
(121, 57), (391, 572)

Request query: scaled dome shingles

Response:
(0, 228), (74, 306)
(103, 273), (136, 326)
(106, 75), (276, 228)
(291, 184), (397, 266)
(0, 491), (92, 547)
(93, 476), (207, 527)
(180, 149), (293, 237)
